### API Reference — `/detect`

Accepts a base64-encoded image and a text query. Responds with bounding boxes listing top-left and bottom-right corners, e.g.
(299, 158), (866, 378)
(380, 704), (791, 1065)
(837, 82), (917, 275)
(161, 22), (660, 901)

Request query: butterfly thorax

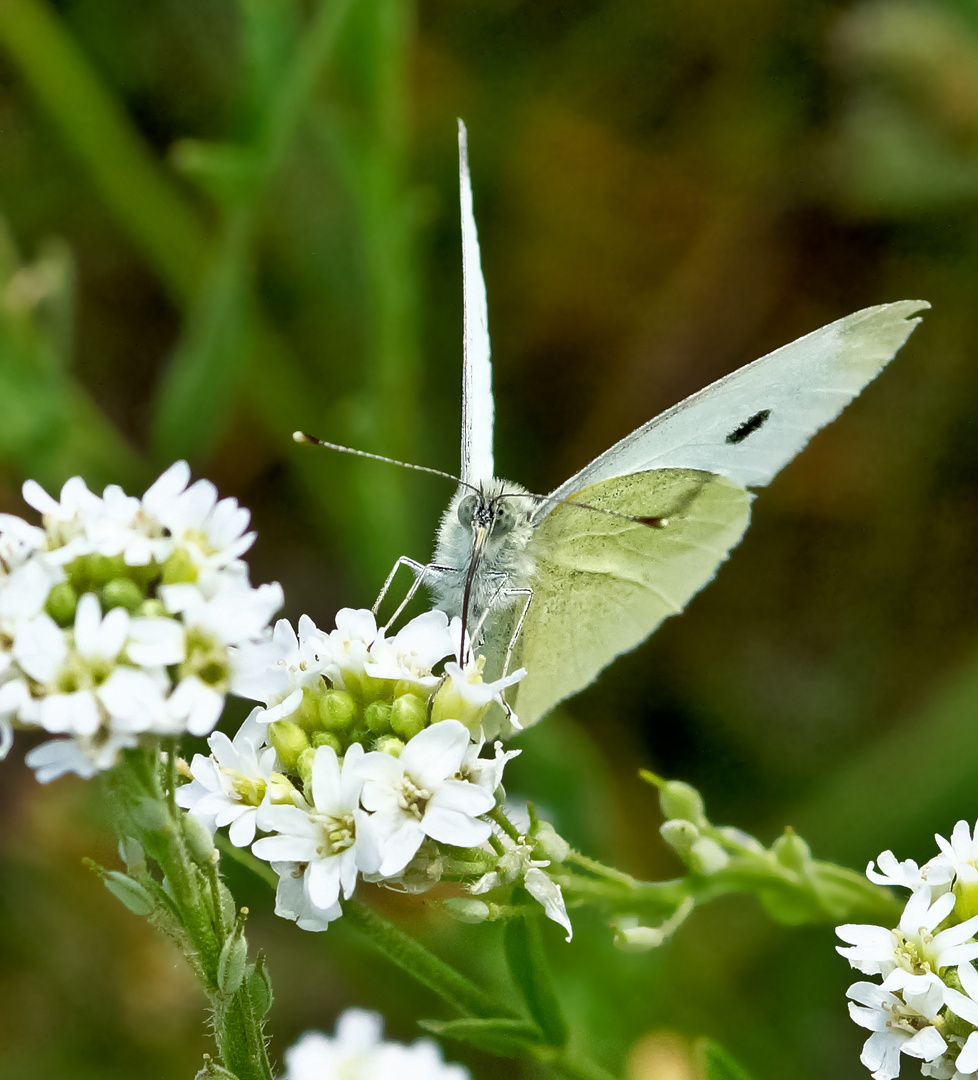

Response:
(429, 479), (536, 627)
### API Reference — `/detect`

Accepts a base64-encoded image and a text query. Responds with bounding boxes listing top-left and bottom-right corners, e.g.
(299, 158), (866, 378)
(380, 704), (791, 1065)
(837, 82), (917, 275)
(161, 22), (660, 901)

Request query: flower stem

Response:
(341, 898), (514, 1019)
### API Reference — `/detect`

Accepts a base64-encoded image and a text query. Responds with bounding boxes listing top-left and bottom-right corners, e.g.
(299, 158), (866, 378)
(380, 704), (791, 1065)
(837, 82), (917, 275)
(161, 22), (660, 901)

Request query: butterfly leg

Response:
(371, 556), (426, 619)
(499, 588), (533, 681)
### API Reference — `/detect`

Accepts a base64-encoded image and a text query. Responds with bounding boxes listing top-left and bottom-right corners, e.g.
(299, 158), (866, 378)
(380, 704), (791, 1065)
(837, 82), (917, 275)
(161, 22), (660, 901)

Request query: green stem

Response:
(342, 899), (514, 1020)
(489, 806), (522, 843)
(565, 850), (640, 887)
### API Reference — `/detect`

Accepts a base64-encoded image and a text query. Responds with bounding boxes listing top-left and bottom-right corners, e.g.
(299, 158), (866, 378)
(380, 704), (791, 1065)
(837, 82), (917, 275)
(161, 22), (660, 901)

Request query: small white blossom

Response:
(282, 1008), (471, 1080)
(253, 743), (369, 915)
(362, 609), (460, 690)
(837, 889), (978, 991)
(176, 708), (284, 846)
(249, 615), (330, 723)
(358, 720), (494, 878)
(25, 730), (140, 783)
(847, 979), (948, 1079)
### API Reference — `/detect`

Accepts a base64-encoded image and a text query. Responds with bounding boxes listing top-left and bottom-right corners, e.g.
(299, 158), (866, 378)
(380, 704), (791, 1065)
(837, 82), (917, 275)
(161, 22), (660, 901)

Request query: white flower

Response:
(253, 743), (368, 914)
(247, 615), (330, 723)
(0, 556), (63, 629)
(22, 475), (101, 554)
(867, 850), (948, 892)
(438, 659), (525, 733)
(358, 720), (494, 878)
(142, 461), (255, 571)
(160, 579), (283, 648)
(837, 889), (978, 991)
(363, 610), (459, 689)
(15, 595), (131, 736)
(268, 860), (341, 931)
(176, 708), (283, 846)
(931, 821), (978, 887)
(321, 608), (378, 688)
(459, 738), (521, 797)
(282, 1009), (471, 1080)
(847, 979), (948, 1079)
(25, 730), (139, 783)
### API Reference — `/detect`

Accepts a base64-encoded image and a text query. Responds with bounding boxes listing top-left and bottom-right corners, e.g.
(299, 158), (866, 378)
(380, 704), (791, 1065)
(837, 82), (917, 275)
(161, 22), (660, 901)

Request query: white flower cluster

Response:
(281, 1008), (469, 1080)
(178, 607), (570, 935)
(838, 821), (978, 1079)
(0, 463), (282, 781)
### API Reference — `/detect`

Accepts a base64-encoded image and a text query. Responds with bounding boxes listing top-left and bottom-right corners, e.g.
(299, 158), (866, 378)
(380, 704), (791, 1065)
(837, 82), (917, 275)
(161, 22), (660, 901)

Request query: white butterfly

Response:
(393, 121), (928, 732)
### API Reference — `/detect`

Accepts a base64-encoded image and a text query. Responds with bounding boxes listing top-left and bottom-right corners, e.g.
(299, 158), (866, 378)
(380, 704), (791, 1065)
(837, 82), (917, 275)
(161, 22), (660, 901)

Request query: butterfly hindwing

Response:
(501, 469), (753, 727)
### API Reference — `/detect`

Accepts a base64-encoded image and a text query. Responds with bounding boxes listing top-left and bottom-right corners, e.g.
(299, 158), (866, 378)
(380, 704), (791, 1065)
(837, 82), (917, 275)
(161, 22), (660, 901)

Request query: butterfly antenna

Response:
(494, 488), (679, 529)
(294, 432), (476, 490)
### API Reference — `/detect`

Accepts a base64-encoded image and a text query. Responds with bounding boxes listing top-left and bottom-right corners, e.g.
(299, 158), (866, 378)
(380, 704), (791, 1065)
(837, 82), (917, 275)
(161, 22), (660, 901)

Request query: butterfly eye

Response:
(456, 494), (479, 528)
(492, 501), (516, 534)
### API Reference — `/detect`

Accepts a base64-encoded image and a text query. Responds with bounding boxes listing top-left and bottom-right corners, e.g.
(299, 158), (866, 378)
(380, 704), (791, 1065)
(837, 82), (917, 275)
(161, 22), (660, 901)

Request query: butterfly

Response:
(379, 122), (928, 733)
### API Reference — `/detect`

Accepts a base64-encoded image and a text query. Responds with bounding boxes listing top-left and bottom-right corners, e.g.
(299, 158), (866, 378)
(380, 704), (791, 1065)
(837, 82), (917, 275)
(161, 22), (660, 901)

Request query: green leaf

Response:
(503, 913), (569, 1047)
(420, 1018), (544, 1058)
(696, 1038), (756, 1080)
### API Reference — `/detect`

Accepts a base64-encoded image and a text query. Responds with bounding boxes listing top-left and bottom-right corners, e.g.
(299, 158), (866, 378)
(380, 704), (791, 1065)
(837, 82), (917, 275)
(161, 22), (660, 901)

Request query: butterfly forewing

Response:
(503, 469), (753, 727)
(540, 300), (929, 515)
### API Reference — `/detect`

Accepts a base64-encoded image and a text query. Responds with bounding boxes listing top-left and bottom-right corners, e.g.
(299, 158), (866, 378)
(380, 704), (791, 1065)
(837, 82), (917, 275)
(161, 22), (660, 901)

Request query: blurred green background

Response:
(1, 0), (978, 1077)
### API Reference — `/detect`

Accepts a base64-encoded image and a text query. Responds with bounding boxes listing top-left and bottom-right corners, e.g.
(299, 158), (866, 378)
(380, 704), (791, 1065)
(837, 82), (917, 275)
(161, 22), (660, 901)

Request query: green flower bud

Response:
(659, 818), (699, 858)
(440, 898), (491, 924)
(45, 581), (78, 626)
(162, 547), (198, 585)
(102, 576), (145, 613)
(139, 598), (167, 617)
(119, 837), (146, 873)
(689, 837), (730, 876)
(268, 721), (310, 772)
(246, 953), (274, 1018)
(373, 735), (404, 757)
(531, 820), (570, 864)
(296, 747), (316, 792)
(365, 701), (392, 736)
(132, 796), (171, 834)
(311, 731), (342, 755)
(659, 781), (707, 827)
(320, 689), (356, 734)
(217, 923), (248, 995)
(102, 870), (155, 916)
(183, 813), (217, 866)
(390, 693), (427, 741)
(955, 881), (978, 922)
(772, 829), (812, 873)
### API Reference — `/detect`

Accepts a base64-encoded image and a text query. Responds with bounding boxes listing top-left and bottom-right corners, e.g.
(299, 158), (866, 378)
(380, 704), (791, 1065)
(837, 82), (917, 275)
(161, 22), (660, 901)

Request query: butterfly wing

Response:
(502, 469), (753, 728)
(458, 119), (495, 486)
(537, 300), (928, 520)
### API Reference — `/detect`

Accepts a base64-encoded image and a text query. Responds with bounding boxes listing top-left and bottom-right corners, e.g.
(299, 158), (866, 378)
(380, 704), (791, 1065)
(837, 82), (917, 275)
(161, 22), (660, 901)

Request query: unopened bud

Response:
(365, 701), (392, 736)
(162, 547), (198, 584)
(772, 829), (811, 873)
(139, 598), (167, 617)
(217, 921), (248, 995)
(45, 581), (78, 625)
(531, 820), (570, 864)
(390, 693), (427, 741)
(102, 870), (155, 916)
(102, 576), (145, 613)
(246, 952), (274, 1018)
(311, 731), (342, 754)
(660, 818), (700, 858)
(296, 747), (316, 792)
(659, 781), (707, 827)
(268, 721), (309, 771)
(319, 689), (356, 734)
(689, 837), (730, 876)
(183, 813), (217, 866)
(373, 735), (404, 757)
(440, 898), (491, 923)
(118, 836), (146, 873)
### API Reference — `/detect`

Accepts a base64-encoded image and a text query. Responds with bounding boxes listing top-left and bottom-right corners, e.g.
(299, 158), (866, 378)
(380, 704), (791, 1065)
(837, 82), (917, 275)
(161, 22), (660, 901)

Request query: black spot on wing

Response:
(726, 408), (771, 445)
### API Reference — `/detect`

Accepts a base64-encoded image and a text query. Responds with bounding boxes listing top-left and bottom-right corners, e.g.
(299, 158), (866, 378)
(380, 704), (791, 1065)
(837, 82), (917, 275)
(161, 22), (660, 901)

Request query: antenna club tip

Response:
(293, 431), (309, 444)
